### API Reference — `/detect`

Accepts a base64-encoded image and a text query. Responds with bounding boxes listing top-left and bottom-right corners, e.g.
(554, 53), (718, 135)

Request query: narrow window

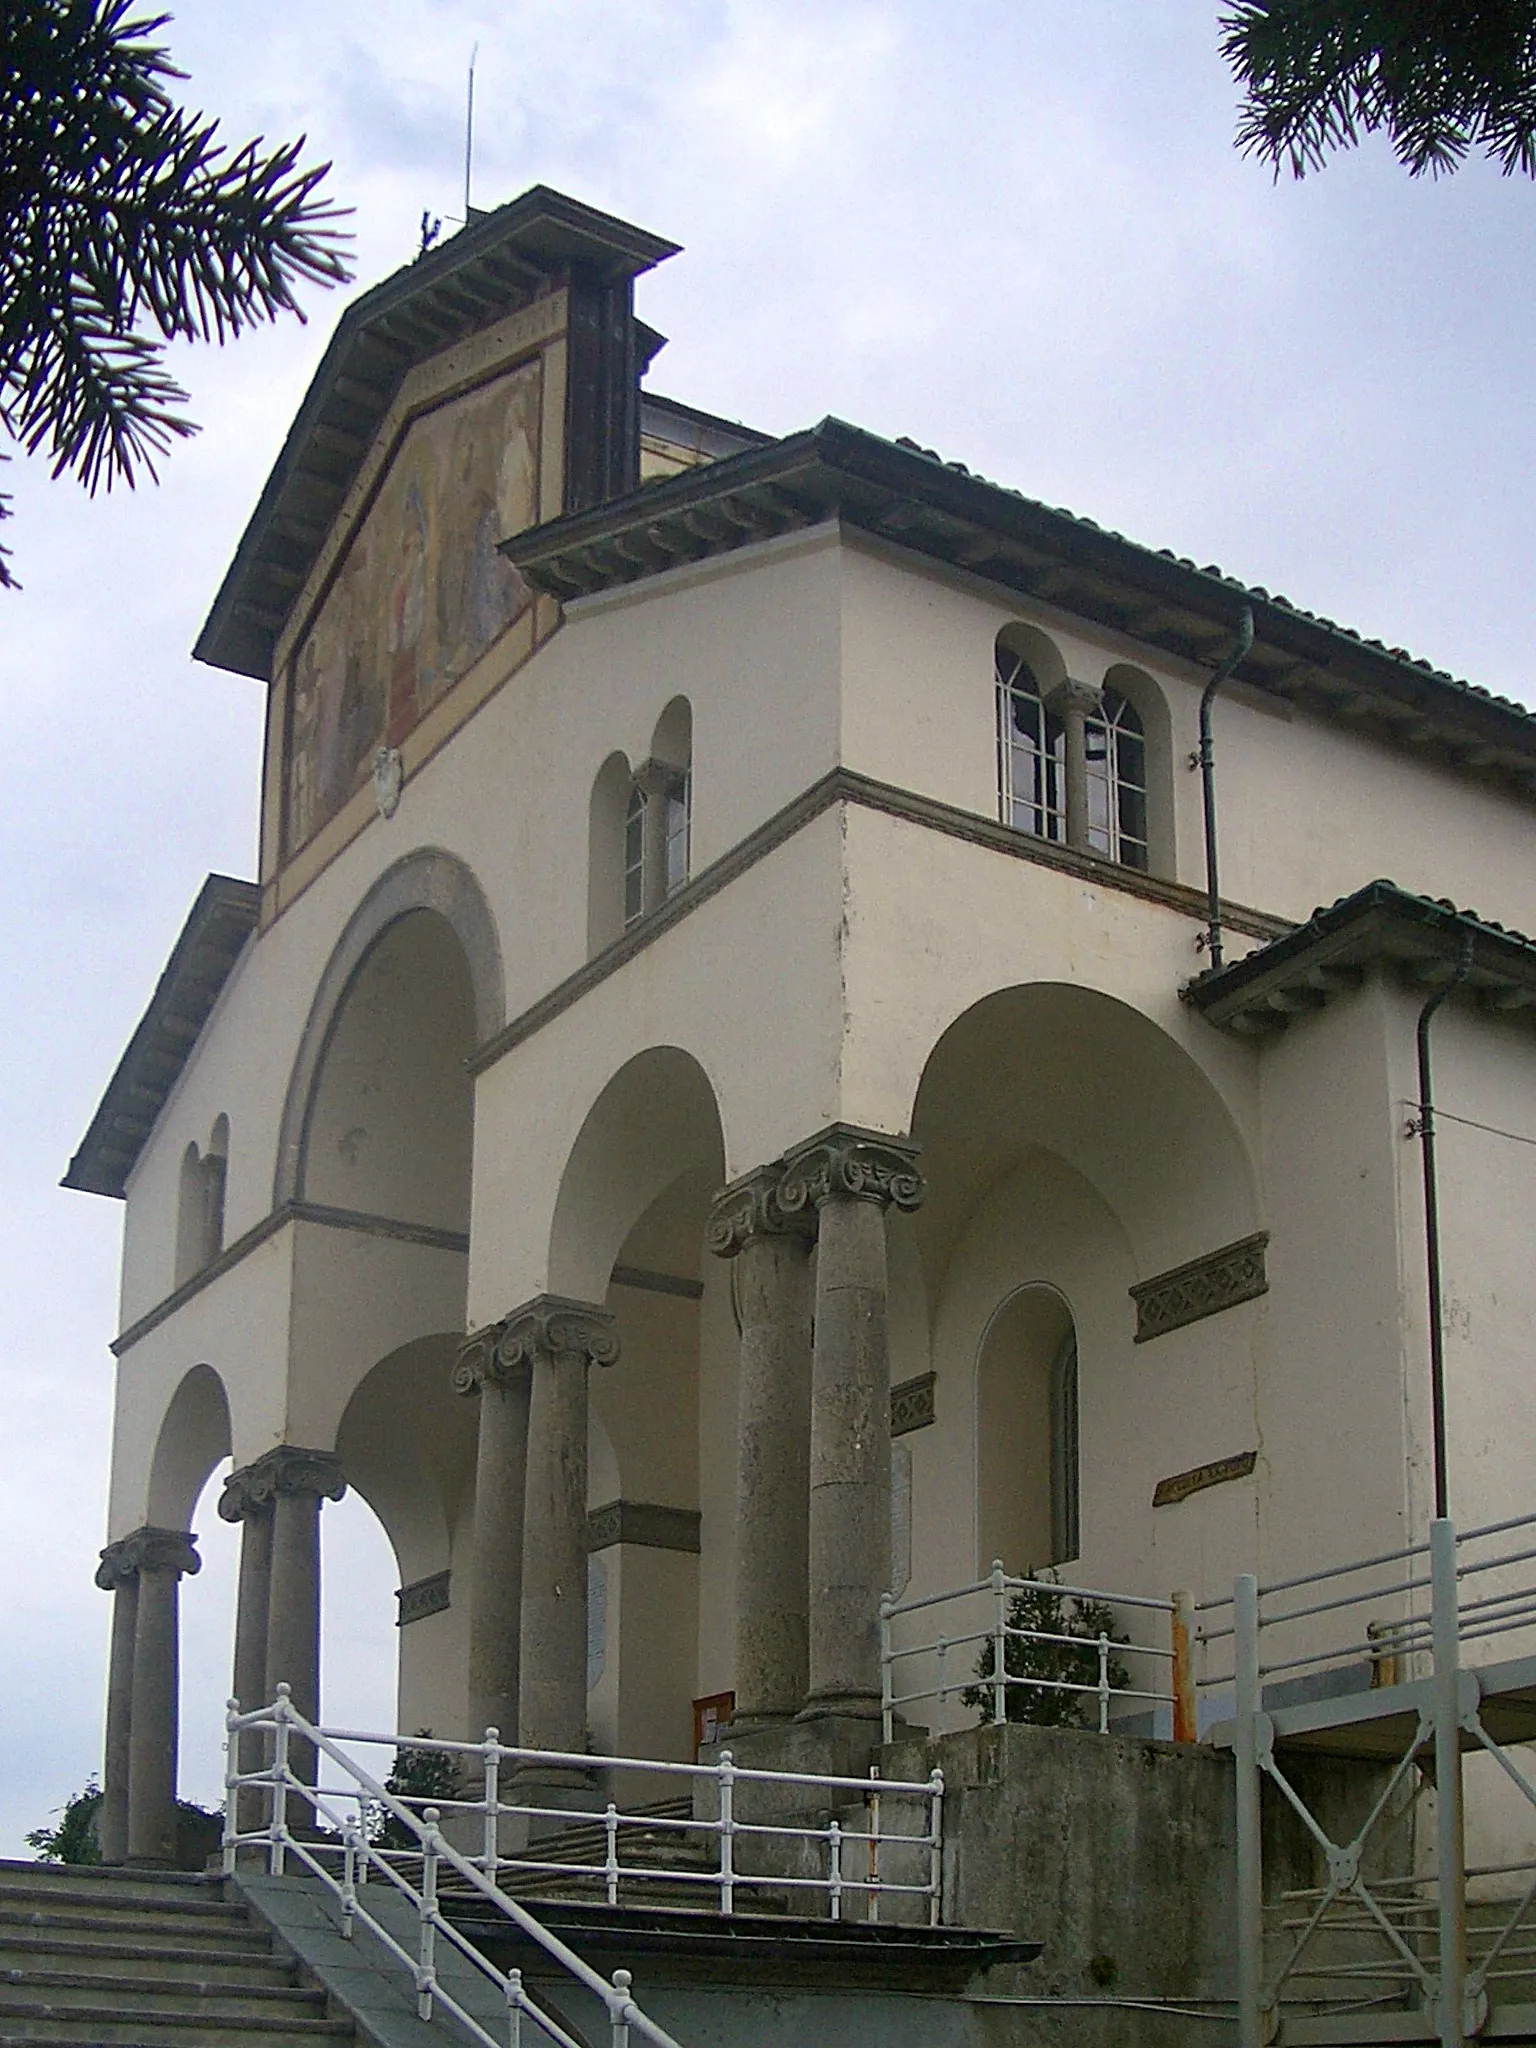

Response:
(996, 648), (1065, 843)
(1050, 1329), (1081, 1566)
(664, 767), (691, 898)
(623, 782), (646, 930)
(1084, 687), (1148, 872)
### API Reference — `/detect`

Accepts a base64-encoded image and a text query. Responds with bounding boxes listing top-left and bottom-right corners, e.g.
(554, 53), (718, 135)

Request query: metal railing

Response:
(879, 1561), (1195, 1745)
(1210, 1510), (1536, 2048)
(224, 1687), (682, 2048)
(226, 1689), (944, 1941)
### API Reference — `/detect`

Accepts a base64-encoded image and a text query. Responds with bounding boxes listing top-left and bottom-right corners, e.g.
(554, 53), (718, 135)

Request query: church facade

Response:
(67, 188), (1536, 1871)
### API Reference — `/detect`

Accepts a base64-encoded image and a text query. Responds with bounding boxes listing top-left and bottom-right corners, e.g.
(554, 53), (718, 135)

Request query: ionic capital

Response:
(96, 1525), (201, 1588)
(461, 1295), (619, 1382)
(218, 1445), (346, 1519)
(706, 1163), (817, 1259)
(1045, 675), (1105, 723)
(776, 1124), (926, 1218)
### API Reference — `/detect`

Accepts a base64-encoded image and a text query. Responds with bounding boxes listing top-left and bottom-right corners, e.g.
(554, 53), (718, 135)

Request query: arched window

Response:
(175, 1116), (229, 1288)
(995, 640), (1148, 872)
(977, 1287), (1081, 1572)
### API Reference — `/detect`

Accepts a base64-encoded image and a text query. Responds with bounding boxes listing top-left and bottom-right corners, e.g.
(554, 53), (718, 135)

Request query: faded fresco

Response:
(284, 355), (543, 853)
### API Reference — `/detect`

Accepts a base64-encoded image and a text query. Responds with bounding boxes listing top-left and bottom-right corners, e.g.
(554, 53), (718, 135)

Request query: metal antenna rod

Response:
(464, 44), (478, 222)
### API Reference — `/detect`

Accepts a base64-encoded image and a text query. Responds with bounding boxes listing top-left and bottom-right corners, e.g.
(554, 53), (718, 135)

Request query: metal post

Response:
(506, 1967), (524, 2048)
(605, 1802), (620, 1907)
(270, 1687), (291, 1877)
(717, 1750), (735, 1915)
(1172, 1590), (1197, 1742)
(418, 1807), (441, 2022)
(829, 1818), (843, 1921)
(880, 1593), (895, 1745)
(928, 1769), (944, 1927)
(1431, 1520), (1468, 2048)
(222, 1698), (239, 1874)
(483, 1726), (500, 1883)
(867, 1768), (881, 1925)
(340, 1821), (358, 1939)
(1234, 1574), (1264, 2048)
(1097, 1631), (1111, 1734)
(610, 1967), (633, 2048)
(991, 1562), (1009, 1725)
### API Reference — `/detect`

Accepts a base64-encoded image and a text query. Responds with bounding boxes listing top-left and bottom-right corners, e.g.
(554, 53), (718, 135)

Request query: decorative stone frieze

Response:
(96, 1526), (201, 1587)
(890, 1371), (937, 1438)
(586, 1500), (702, 1555)
(1130, 1232), (1270, 1343)
(396, 1570), (451, 1625)
(776, 1124), (926, 1219)
(218, 1445), (347, 1514)
(705, 1162), (816, 1258)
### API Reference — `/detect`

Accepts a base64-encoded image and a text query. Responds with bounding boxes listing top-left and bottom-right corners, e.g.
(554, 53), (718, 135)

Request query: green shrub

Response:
(26, 1780), (102, 1864)
(370, 1733), (463, 1850)
(962, 1575), (1130, 1729)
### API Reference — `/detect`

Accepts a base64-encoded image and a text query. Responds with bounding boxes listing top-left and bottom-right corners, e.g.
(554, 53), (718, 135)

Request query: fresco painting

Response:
(284, 355), (543, 853)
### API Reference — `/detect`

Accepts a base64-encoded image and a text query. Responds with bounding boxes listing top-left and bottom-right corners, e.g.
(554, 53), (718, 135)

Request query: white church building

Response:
(66, 186), (1536, 1908)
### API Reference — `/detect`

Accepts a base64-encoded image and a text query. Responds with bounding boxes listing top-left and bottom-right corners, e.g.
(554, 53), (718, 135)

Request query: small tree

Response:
(26, 1779), (102, 1863)
(369, 1733), (462, 1851)
(963, 1575), (1130, 1730)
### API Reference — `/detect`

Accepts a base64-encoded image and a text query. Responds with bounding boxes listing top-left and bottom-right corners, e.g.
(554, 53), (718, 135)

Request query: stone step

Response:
(0, 2007), (351, 2045)
(0, 1937), (292, 1985)
(0, 1902), (252, 1945)
(0, 1869), (223, 1913)
(0, 1974), (327, 2021)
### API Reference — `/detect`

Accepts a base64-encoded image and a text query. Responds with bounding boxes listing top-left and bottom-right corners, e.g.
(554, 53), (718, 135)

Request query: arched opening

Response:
(335, 1335), (478, 1739)
(910, 982), (1260, 1600)
(977, 1287), (1079, 1574)
(548, 1046), (727, 1762)
(300, 909), (475, 1230)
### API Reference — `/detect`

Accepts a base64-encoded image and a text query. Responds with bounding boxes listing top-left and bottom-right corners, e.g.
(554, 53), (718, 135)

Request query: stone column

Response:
(707, 1165), (814, 1726)
(94, 1539), (141, 1864)
(121, 1527), (200, 1866)
(514, 1298), (619, 1777)
(454, 1320), (533, 1741)
(261, 1447), (346, 1787)
(1045, 676), (1105, 853)
(778, 1125), (925, 1721)
(219, 1466), (276, 1833)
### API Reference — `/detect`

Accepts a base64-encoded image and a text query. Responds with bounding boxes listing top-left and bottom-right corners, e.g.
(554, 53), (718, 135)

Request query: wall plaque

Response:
(891, 1371), (936, 1437)
(1153, 1450), (1259, 1509)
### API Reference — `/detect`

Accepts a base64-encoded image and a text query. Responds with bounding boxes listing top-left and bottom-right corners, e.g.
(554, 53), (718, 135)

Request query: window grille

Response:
(623, 782), (645, 929)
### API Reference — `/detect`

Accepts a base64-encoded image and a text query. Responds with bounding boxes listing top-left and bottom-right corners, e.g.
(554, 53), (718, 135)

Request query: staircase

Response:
(0, 1860), (354, 2047)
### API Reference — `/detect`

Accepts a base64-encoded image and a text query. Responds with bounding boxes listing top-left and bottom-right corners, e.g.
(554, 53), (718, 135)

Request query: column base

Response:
(794, 1691), (882, 1723)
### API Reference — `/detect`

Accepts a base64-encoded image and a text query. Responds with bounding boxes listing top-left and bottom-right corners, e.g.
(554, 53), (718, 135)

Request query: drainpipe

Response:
(1197, 607), (1256, 971)
(1415, 927), (1476, 1522)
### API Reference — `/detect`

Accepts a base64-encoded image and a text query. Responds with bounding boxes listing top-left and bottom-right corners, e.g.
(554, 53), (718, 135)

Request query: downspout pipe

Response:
(1198, 607), (1256, 971)
(1416, 928), (1476, 1522)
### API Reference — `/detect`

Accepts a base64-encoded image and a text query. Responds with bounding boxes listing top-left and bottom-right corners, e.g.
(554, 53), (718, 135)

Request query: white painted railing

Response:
(226, 1691), (944, 1952)
(226, 1688), (683, 2048)
(880, 1562), (1194, 1744)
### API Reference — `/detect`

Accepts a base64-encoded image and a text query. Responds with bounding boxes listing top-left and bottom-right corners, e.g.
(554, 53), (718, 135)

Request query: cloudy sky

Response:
(4, 0), (1533, 1855)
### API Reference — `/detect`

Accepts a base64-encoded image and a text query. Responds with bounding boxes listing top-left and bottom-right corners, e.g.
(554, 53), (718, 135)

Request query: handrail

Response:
(880, 1561), (1195, 1743)
(225, 1687), (686, 2048)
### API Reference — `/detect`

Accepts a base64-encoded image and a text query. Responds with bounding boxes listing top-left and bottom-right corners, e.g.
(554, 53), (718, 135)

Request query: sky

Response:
(4, 0), (1535, 1857)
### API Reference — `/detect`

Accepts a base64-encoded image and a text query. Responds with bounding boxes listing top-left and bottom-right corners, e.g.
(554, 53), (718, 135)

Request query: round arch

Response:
(147, 1363), (232, 1530)
(547, 1045), (726, 1303)
(909, 980), (1260, 1284)
(274, 848), (504, 1205)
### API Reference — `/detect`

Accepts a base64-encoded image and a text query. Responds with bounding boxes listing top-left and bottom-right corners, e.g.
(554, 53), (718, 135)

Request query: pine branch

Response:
(0, 0), (353, 581)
